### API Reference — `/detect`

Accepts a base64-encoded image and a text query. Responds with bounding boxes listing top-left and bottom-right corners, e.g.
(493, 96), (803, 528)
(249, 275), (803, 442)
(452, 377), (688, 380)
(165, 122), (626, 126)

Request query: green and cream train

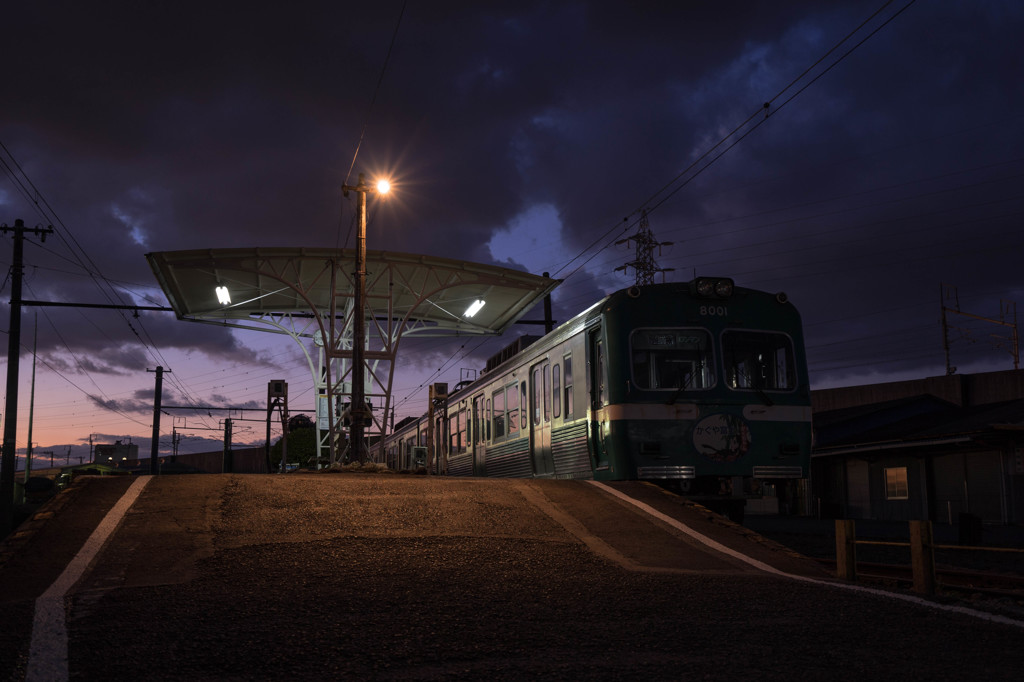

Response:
(377, 278), (812, 518)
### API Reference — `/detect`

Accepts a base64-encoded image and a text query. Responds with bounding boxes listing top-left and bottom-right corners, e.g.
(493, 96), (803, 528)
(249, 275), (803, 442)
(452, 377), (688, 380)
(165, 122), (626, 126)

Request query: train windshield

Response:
(721, 330), (797, 391)
(631, 328), (714, 390)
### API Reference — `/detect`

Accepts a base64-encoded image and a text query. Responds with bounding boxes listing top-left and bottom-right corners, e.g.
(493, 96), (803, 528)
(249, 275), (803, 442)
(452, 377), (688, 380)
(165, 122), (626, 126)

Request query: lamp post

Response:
(341, 173), (390, 463)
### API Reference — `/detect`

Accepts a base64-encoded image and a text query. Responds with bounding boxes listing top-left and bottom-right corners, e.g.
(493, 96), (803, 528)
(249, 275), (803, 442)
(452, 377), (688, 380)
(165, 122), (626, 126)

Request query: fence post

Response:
(909, 520), (936, 595)
(835, 519), (857, 581)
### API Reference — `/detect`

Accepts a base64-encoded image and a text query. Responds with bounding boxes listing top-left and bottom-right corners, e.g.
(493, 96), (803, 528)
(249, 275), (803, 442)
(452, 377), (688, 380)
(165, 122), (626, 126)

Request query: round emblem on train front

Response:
(692, 413), (751, 463)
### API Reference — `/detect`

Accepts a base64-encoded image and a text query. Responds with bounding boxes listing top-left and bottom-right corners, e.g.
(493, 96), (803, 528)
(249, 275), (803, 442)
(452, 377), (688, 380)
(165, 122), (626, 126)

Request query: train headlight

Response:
(694, 277), (734, 299)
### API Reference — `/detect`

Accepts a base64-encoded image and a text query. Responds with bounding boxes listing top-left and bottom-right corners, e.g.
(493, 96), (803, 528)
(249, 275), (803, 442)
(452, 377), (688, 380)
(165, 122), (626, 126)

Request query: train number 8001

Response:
(699, 305), (729, 316)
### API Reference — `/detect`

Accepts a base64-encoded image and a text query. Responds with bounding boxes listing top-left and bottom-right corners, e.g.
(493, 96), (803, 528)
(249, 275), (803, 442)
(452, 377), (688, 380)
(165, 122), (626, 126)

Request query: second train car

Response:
(377, 277), (812, 519)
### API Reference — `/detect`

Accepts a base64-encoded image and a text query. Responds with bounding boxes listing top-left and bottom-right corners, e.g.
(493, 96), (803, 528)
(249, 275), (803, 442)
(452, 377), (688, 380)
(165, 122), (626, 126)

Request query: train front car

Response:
(592, 278), (811, 520)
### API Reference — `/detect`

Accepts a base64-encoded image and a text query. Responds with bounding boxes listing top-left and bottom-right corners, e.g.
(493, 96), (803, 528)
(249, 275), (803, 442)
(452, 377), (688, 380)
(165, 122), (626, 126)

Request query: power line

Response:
(0, 144), (218, 433)
(553, 0), (917, 285)
(337, 0), (408, 249)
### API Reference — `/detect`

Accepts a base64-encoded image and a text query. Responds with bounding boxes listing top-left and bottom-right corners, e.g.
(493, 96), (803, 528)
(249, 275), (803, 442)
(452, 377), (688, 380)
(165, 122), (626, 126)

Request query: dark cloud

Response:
(88, 393), (151, 415)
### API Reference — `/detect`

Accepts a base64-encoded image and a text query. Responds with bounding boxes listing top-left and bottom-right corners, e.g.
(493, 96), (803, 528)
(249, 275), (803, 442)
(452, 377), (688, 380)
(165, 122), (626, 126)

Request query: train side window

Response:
(563, 353), (574, 418)
(543, 365), (551, 422)
(507, 382), (520, 437)
(492, 389), (506, 440)
(552, 363), (561, 419)
(448, 412), (459, 455)
(473, 395), (484, 445)
(596, 340), (607, 408)
(533, 367), (542, 425)
(521, 382), (528, 430)
(485, 399), (491, 442)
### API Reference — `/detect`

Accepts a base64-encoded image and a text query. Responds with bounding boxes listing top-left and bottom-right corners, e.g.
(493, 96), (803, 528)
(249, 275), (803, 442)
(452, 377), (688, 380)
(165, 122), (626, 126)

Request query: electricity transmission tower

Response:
(615, 210), (674, 285)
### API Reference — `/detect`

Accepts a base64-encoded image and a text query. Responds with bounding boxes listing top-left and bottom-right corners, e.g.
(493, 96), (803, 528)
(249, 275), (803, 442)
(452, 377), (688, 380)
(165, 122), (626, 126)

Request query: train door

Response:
(435, 413), (447, 475)
(588, 328), (610, 470)
(530, 360), (555, 475)
(472, 393), (485, 476)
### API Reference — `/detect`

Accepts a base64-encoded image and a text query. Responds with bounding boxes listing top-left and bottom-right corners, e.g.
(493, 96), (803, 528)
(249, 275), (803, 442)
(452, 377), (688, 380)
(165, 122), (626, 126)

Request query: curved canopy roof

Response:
(146, 247), (560, 338)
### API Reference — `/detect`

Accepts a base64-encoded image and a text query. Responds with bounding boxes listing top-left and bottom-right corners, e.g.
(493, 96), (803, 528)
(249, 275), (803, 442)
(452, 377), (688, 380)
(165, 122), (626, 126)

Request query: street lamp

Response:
(341, 172), (390, 463)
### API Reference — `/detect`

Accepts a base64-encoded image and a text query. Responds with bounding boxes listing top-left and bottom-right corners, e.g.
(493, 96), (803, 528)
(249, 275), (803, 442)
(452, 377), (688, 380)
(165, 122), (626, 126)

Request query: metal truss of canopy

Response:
(146, 247), (561, 464)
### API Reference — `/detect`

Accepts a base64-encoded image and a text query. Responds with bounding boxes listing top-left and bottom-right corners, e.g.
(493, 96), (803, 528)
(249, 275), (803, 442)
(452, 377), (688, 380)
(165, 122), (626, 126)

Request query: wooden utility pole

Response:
(147, 366), (168, 475)
(910, 520), (936, 595)
(835, 520), (857, 581)
(1, 219), (52, 535)
(223, 418), (233, 473)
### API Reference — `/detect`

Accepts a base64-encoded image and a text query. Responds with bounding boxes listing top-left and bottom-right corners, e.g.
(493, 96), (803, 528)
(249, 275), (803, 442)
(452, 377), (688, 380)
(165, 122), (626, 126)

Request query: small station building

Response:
(811, 369), (1024, 525)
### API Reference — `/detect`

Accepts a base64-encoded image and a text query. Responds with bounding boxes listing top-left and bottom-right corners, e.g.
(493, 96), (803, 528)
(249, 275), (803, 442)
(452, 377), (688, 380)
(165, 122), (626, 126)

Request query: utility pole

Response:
(514, 272), (558, 333)
(1, 219), (53, 535)
(147, 366), (169, 475)
(340, 173), (390, 464)
(223, 417), (233, 473)
(342, 174), (370, 464)
(940, 283), (1019, 373)
(23, 314), (39, 498)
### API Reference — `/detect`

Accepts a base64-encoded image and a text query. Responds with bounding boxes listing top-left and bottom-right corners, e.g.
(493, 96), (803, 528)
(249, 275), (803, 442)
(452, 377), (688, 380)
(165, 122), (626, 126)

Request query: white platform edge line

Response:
(25, 475), (152, 682)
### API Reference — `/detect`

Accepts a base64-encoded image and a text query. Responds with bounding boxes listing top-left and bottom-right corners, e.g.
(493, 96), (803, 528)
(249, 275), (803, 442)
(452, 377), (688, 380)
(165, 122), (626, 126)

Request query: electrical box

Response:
(268, 380), (287, 398)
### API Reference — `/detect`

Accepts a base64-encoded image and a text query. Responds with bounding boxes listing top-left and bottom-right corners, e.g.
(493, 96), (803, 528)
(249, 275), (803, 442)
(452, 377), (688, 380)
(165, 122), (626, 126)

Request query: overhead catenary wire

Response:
(0, 143), (220, 434)
(552, 0), (917, 285)
(337, 0), (408, 250)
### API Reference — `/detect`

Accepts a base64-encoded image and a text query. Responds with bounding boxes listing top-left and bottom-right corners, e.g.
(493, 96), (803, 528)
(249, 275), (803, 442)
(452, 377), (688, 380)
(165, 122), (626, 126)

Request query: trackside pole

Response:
(836, 519), (857, 581)
(147, 366), (167, 475)
(1, 220), (52, 535)
(910, 520), (936, 595)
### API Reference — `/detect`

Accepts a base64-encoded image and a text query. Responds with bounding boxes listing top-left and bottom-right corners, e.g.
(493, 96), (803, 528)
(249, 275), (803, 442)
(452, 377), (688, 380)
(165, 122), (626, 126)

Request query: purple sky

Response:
(2, 0), (1023, 463)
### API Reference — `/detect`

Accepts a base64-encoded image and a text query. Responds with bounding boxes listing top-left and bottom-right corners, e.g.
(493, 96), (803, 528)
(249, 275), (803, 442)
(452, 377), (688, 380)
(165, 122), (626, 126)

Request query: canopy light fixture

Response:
(464, 299), (486, 318)
(215, 285), (231, 305)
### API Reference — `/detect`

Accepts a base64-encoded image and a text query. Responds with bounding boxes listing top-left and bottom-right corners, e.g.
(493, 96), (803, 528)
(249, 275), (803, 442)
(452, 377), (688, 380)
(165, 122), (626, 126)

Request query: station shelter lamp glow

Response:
(464, 299), (486, 318)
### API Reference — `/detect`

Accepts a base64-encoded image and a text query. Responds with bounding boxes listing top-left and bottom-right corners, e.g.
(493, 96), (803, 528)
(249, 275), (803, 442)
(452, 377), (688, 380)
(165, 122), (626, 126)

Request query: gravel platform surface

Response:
(2, 474), (1022, 680)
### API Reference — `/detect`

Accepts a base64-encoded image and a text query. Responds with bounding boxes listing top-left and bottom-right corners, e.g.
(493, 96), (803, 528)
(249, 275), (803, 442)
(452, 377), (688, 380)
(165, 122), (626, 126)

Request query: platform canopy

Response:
(146, 247), (561, 465)
(146, 247), (559, 338)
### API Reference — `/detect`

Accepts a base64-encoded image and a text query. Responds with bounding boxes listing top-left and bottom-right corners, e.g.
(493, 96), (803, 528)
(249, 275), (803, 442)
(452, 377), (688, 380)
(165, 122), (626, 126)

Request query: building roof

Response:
(813, 396), (1024, 455)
